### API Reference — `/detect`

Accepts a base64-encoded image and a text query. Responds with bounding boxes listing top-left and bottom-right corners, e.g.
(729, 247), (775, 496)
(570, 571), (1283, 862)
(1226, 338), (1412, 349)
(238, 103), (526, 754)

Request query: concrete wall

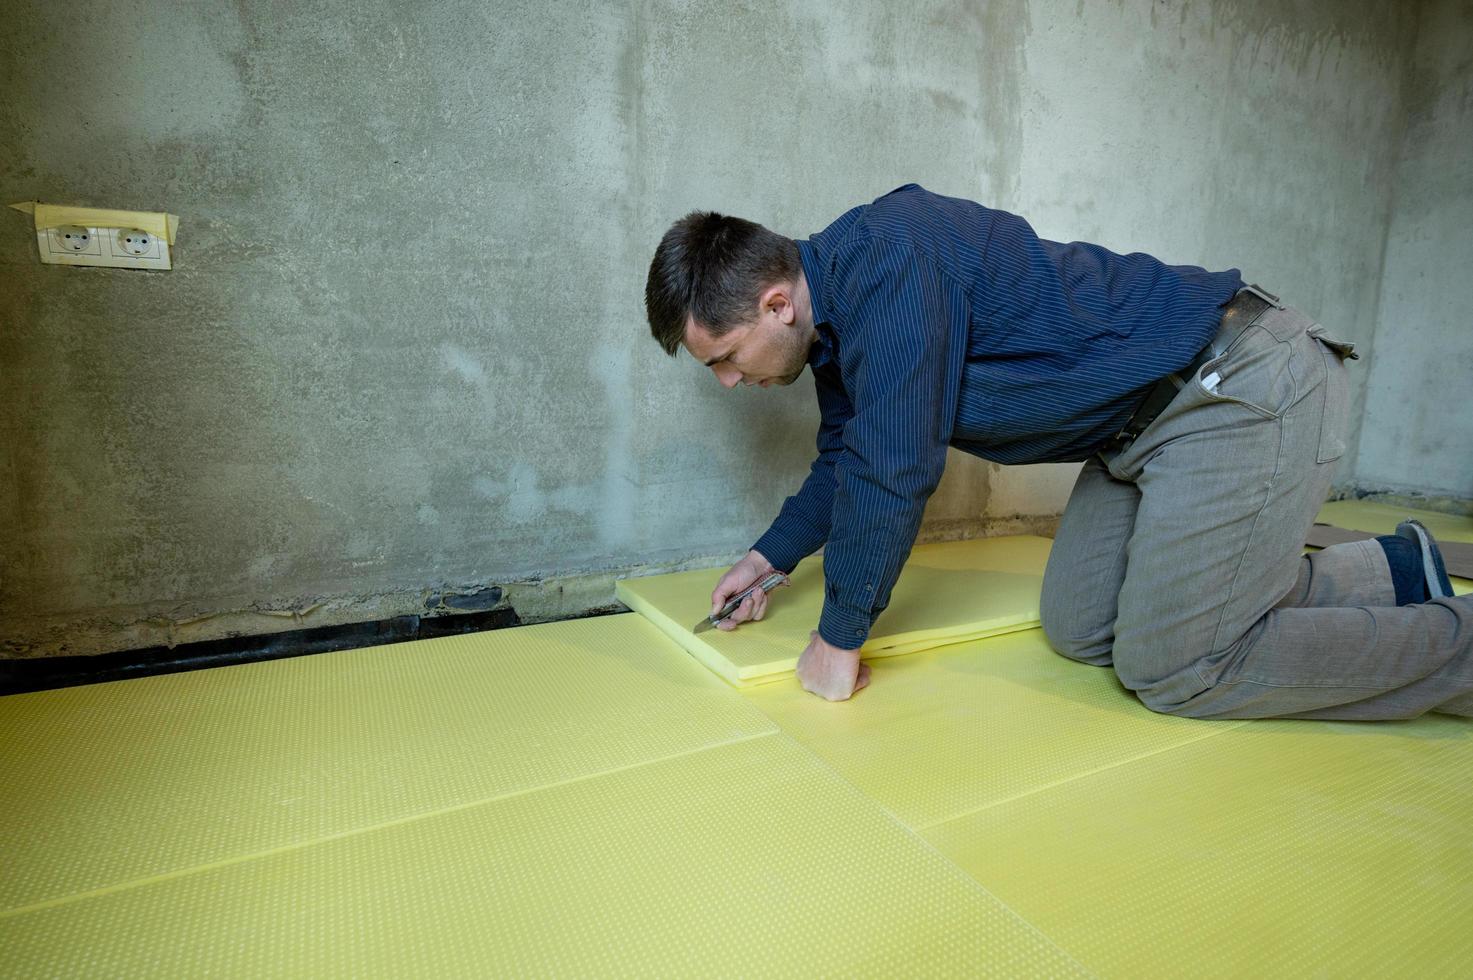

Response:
(0, 1), (1426, 656)
(1352, 0), (1473, 503)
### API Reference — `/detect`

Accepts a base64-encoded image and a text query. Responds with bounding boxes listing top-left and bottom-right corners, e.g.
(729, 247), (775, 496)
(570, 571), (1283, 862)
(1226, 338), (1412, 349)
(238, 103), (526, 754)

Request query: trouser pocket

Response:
(1307, 324), (1357, 463)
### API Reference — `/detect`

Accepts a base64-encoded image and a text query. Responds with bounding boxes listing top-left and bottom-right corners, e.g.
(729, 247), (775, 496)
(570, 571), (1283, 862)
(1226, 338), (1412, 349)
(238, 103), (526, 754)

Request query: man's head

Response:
(645, 211), (813, 389)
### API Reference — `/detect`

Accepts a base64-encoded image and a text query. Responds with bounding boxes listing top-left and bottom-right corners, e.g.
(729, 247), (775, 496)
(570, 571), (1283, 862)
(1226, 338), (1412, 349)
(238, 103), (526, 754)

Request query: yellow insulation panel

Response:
(4, 513), (1469, 975)
(923, 715), (1473, 977)
(742, 627), (1245, 829)
(0, 615), (776, 911)
(0, 735), (1086, 977)
(616, 535), (1052, 686)
(1315, 499), (1473, 543)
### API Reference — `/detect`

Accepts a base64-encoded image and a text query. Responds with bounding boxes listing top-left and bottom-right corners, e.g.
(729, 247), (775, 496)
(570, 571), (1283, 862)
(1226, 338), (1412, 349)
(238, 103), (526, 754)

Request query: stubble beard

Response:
(773, 331), (810, 386)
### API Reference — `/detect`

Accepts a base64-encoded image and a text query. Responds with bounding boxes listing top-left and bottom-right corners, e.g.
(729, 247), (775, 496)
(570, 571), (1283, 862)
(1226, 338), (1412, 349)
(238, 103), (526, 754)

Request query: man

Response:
(643, 183), (1471, 719)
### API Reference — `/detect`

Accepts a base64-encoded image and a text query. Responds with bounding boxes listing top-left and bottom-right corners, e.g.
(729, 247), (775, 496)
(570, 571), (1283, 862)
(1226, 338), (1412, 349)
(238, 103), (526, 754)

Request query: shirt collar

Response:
(797, 239), (829, 327)
(797, 239), (835, 369)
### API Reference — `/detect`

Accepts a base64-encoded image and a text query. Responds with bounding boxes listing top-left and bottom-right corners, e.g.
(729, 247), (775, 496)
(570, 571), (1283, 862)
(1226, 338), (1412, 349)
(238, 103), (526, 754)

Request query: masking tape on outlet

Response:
(9, 201), (179, 244)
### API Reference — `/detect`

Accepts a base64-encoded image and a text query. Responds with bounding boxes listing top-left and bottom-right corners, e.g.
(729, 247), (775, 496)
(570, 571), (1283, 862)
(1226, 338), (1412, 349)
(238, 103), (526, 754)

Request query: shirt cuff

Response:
(751, 523), (817, 575)
(818, 599), (873, 650)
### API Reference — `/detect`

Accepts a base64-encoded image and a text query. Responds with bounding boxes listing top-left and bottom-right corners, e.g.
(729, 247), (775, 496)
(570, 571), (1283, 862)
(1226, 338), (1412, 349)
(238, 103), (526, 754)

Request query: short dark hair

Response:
(644, 211), (800, 357)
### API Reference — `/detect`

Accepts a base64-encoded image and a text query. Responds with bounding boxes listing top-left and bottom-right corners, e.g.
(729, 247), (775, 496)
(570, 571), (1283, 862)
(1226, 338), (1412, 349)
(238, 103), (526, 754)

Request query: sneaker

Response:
(1396, 520), (1455, 600)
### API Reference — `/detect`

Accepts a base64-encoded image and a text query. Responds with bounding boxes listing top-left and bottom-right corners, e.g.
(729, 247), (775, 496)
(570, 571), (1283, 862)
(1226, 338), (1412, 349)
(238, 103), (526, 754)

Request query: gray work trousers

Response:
(1039, 300), (1473, 720)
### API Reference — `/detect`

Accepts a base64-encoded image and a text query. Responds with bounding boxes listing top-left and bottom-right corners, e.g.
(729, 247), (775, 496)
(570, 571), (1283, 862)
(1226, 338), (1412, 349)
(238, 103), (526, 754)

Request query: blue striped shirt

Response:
(751, 183), (1242, 649)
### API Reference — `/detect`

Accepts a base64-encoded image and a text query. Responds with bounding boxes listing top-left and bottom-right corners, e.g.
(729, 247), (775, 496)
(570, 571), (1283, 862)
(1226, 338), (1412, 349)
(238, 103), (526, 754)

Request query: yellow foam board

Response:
(742, 627), (1244, 829)
(616, 535), (1052, 686)
(0, 735), (1087, 977)
(0, 615), (775, 911)
(1315, 499), (1473, 543)
(923, 716), (1473, 978)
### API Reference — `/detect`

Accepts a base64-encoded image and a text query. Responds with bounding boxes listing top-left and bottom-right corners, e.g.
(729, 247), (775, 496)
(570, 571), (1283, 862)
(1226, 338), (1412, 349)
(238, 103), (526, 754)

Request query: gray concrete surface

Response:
(1355, 0), (1473, 502)
(0, 0), (1457, 656)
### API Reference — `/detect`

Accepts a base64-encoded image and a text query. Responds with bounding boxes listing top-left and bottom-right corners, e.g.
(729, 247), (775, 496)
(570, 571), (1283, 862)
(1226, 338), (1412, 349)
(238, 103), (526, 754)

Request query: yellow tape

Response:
(9, 201), (179, 244)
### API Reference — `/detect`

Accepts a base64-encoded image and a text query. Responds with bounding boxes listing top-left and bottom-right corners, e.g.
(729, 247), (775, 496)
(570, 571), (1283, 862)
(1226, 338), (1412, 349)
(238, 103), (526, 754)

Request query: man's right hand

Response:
(710, 549), (780, 631)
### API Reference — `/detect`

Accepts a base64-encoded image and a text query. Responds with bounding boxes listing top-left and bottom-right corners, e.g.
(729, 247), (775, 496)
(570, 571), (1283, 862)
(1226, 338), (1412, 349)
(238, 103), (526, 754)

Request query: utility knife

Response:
(693, 571), (789, 633)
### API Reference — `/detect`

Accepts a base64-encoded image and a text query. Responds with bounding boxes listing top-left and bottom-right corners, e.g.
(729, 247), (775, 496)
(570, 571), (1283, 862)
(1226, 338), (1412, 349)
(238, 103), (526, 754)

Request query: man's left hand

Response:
(796, 631), (870, 701)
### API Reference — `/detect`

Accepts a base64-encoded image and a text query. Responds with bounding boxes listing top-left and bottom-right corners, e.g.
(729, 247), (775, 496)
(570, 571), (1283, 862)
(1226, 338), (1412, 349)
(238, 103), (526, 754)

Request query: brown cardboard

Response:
(1307, 524), (1473, 579)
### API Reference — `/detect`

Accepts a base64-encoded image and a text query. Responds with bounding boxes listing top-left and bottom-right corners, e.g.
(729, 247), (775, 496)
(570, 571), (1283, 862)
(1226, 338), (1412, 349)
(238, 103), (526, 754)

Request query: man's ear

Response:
(758, 282), (796, 326)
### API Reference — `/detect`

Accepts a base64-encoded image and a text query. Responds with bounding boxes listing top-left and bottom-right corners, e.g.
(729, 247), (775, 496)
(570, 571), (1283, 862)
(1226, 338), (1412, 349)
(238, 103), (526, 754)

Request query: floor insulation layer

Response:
(0, 616), (778, 911)
(616, 535), (1052, 686)
(4, 503), (1471, 975)
(739, 627), (1243, 830)
(2, 733), (1084, 977)
(923, 715), (1473, 978)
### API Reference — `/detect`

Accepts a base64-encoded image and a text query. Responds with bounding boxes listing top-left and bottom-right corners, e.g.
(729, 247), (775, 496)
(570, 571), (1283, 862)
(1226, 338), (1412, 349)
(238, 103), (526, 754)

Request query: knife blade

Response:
(692, 571), (789, 633)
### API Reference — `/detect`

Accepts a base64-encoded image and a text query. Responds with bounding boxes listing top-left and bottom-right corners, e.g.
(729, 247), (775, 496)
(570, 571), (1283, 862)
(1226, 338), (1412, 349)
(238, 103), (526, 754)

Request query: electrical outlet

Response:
(115, 227), (157, 256)
(48, 224), (99, 254)
(37, 224), (172, 270)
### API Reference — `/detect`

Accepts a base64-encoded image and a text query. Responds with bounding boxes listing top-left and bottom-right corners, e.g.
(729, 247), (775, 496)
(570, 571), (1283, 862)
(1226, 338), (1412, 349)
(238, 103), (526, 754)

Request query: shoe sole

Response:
(1397, 519), (1454, 600)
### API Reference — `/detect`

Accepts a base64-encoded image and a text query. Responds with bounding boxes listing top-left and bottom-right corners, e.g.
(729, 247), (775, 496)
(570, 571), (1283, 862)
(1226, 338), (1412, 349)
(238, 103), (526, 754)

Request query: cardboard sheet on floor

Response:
(741, 627), (1245, 829)
(1313, 500), (1473, 591)
(1308, 522), (1473, 577)
(616, 535), (1052, 686)
(1315, 499), (1473, 544)
(923, 715), (1473, 977)
(0, 615), (776, 911)
(0, 735), (1086, 977)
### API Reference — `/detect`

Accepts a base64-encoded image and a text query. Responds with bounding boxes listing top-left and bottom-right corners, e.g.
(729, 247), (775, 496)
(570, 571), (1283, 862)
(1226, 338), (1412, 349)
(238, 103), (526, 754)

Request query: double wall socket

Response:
(37, 224), (172, 270)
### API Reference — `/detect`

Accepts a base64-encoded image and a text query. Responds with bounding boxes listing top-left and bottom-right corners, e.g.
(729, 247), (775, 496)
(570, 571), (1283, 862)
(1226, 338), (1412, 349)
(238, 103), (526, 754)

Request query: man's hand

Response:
(710, 549), (779, 631)
(796, 631), (870, 701)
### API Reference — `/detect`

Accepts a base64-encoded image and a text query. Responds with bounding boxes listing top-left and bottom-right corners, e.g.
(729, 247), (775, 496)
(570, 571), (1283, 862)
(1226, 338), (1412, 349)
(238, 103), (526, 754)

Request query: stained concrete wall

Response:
(1352, 0), (1473, 502)
(0, 1), (1426, 656)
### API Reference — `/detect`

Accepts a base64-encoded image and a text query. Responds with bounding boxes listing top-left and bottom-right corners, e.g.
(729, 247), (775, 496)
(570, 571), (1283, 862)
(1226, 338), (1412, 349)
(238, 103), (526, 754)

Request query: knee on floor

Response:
(1109, 636), (1220, 716)
(1107, 641), (1157, 692)
(1039, 612), (1115, 668)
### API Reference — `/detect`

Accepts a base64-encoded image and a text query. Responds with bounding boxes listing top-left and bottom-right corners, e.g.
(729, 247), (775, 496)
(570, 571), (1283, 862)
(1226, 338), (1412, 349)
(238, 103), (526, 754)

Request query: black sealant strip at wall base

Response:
(0, 605), (632, 696)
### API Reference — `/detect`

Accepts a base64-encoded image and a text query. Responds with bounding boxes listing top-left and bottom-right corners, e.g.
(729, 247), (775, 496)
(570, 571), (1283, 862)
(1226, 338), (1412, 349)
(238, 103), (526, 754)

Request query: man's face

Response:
(682, 289), (811, 389)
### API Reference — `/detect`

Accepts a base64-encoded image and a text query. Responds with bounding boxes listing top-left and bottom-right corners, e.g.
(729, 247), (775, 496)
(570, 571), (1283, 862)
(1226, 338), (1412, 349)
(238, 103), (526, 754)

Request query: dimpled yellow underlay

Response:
(615, 535), (1052, 686)
(5, 514), (1472, 975)
(922, 715), (1473, 978)
(739, 627), (1246, 830)
(0, 616), (781, 912)
(0, 615), (1086, 977)
(739, 619), (1473, 975)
